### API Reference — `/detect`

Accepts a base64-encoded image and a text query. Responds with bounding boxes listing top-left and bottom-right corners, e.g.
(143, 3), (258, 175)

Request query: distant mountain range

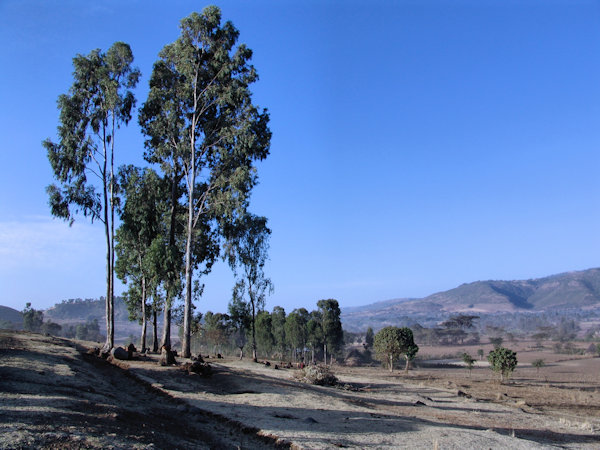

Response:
(342, 268), (600, 331)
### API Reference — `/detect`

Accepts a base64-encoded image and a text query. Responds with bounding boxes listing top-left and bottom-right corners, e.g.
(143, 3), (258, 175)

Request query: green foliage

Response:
(306, 311), (323, 364)
(532, 358), (545, 373)
(285, 308), (308, 361)
(202, 311), (231, 354)
(226, 214), (273, 360)
(44, 41), (140, 351)
(374, 326), (419, 372)
(139, 7), (271, 357)
(271, 306), (287, 357)
(477, 348), (484, 360)
(44, 42), (140, 224)
(462, 352), (475, 375)
(487, 347), (518, 382)
(228, 293), (251, 354)
(22, 303), (44, 332)
(489, 336), (504, 348)
(41, 321), (62, 336)
(0, 319), (14, 330)
(318, 299), (344, 362)
(115, 166), (169, 335)
(365, 327), (374, 349)
(75, 319), (103, 342)
(255, 311), (274, 356)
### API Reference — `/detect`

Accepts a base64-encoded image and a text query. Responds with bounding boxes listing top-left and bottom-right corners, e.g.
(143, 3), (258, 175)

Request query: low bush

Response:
(295, 365), (338, 386)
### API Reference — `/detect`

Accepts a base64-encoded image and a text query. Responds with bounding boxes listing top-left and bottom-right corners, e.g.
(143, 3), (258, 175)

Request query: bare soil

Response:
(2, 331), (600, 449)
(0, 331), (281, 449)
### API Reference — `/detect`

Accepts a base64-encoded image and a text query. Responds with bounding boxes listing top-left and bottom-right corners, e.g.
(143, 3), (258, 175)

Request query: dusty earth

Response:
(0, 331), (279, 449)
(2, 331), (600, 449)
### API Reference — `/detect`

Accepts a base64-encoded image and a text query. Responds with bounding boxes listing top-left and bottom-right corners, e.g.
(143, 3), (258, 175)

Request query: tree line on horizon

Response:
(182, 299), (344, 364)
(43, 6), (271, 357)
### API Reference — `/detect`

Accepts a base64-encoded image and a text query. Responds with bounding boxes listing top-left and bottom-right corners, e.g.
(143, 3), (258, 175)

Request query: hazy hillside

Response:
(45, 297), (130, 323)
(0, 306), (23, 328)
(342, 268), (600, 331)
(44, 297), (140, 343)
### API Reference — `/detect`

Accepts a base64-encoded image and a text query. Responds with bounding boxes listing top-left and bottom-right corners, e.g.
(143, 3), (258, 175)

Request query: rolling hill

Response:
(0, 306), (23, 328)
(342, 268), (600, 331)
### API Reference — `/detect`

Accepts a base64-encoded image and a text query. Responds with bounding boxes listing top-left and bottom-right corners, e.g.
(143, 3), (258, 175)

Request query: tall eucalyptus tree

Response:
(44, 42), (140, 352)
(139, 7), (271, 357)
(226, 214), (272, 361)
(115, 166), (166, 352)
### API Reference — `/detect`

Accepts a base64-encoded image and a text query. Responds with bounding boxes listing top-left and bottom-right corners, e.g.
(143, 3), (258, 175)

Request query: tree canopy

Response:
(374, 326), (419, 372)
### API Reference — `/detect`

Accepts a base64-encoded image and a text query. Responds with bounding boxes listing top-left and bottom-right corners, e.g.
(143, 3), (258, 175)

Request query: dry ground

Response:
(2, 331), (600, 449)
(0, 331), (281, 449)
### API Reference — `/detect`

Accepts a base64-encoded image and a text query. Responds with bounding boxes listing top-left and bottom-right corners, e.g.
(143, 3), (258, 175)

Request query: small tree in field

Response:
(532, 358), (545, 374)
(477, 348), (484, 360)
(487, 347), (517, 382)
(489, 337), (503, 348)
(374, 326), (418, 373)
(462, 352), (475, 376)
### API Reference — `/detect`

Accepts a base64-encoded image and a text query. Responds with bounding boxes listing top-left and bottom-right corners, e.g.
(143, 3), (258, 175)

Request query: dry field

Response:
(1, 330), (600, 449)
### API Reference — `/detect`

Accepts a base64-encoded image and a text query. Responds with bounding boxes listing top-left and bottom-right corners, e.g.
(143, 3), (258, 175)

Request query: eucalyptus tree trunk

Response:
(140, 276), (147, 353)
(323, 343), (327, 366)
(152, 308), (158, 352)
(389, 354), (394, 372)
(250, 286), (257, 362)
(109, 115), (116, 352)
(161, 173), (180, 350)
(182, 169), (194, 358)
(182, 73), (199, 360)
(102, 128), (114, 354)
(161, 304), (172, 349)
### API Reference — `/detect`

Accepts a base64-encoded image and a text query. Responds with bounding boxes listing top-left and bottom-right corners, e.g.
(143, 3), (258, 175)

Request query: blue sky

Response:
(1, 0), (599, 314)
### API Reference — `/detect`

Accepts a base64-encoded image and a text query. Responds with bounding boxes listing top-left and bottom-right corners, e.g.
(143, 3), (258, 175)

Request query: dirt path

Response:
(2, 331), (599, 449)
(0, 331), (281, 449)
(125, 358), (600, 449)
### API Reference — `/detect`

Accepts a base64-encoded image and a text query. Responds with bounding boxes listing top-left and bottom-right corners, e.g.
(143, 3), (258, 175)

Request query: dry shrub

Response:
(183, 361), (212, 377)
(295, 365), (338, 386)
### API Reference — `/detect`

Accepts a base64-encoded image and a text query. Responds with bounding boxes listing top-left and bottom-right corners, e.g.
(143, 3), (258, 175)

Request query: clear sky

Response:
(1, 0), (599, 314)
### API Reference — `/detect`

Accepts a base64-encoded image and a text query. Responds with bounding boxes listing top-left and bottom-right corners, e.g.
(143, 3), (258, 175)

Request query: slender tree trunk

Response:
(141, 276), (147, 353)
(251, 293), (257, 362)
(101, 125), (113, 354)
(182, 184), (194, 357)
(163, 171), (179, 351)
(405, 356), (410, 373)
(109, 115), (116, 352)
(302, 339), (306, 364)
(152, 307), (158, 352)
(161, 301), (171, 349)
(323, 343), (327, 366)
(182, 82), (200, 360)
(389, 354), (393, 372)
